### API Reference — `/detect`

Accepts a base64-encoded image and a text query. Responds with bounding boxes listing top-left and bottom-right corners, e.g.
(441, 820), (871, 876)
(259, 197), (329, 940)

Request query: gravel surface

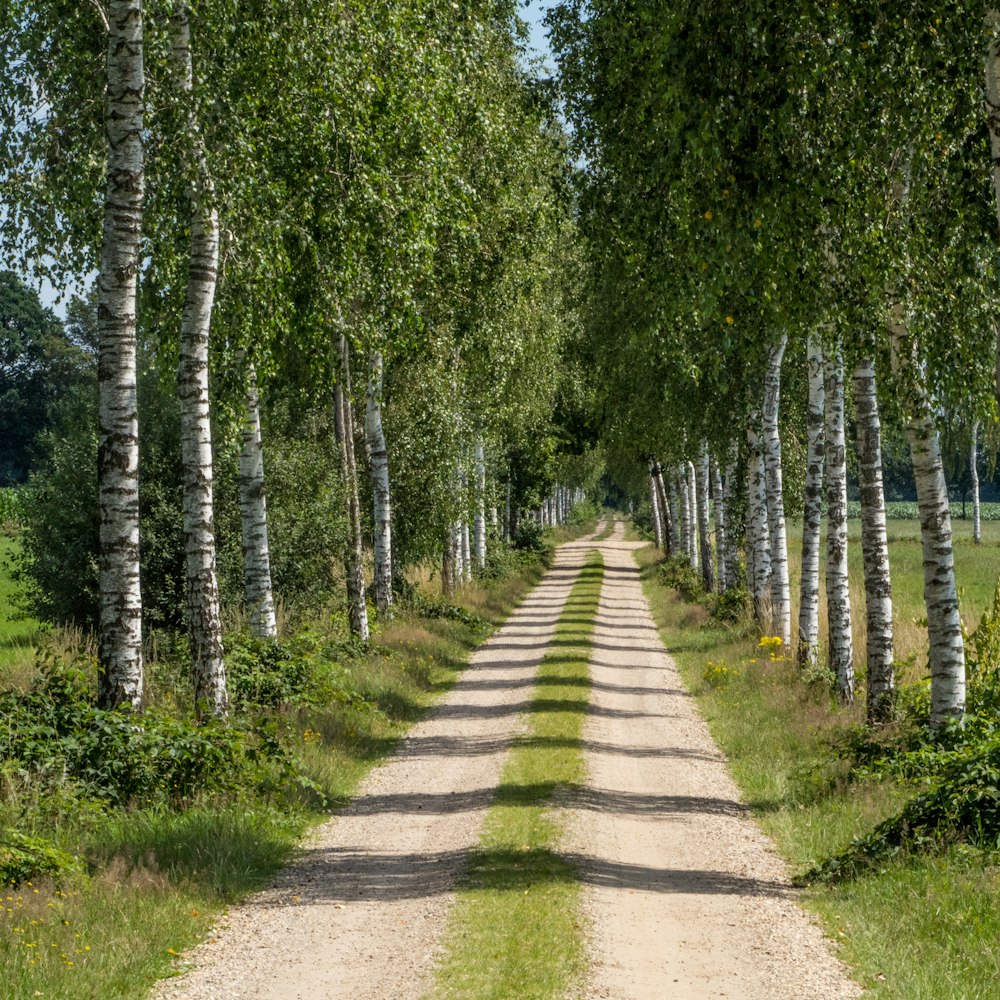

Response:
(153, 522), (862, 999)
(152, 528), (602, 1000)
(564, 525), (862, 999)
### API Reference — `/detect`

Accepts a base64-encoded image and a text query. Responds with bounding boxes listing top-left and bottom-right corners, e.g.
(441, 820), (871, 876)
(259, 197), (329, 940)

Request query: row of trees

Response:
(1, 2), (600, 714)
(550, 1), (1000, 727)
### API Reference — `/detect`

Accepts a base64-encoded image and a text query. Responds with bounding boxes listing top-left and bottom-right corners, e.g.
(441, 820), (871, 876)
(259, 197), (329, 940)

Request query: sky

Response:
(521, 0), (556, 73)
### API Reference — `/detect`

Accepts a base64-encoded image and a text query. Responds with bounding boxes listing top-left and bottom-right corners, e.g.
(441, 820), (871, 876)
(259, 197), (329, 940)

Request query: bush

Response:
(566, 499), (598, 526)
(513, 518), (547, 552)
(804, 731), (1000, 882)
(656, 556), (704, 602)
(712, 586), (751, 624)
(0, 828), (81, 887)
(478, 542), (540, 582)
(0, 658), (310, 810)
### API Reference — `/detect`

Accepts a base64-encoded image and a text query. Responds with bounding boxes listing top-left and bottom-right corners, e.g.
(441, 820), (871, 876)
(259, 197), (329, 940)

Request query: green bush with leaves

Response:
(0, 659), (311, 810)
(0, 828), (81, 887)
(656, 556), (705, 603)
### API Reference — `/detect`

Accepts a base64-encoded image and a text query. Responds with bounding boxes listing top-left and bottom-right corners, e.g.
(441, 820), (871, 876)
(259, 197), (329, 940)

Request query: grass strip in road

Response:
(431, 552), (604, 1000)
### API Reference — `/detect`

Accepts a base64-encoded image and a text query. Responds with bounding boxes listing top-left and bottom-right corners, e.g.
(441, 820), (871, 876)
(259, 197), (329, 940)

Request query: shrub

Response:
(0, 658), (312, 810)
(0, 829), (81, 887)
(712, 586), (751, 624)
(656, 556), (704, 602)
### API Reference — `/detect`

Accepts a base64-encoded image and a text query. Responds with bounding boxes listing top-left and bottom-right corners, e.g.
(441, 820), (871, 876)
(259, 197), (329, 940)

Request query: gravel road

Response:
(153, 527), (603, 1000)
(564, 524), (860, 999)
(153, 522), (861, 999)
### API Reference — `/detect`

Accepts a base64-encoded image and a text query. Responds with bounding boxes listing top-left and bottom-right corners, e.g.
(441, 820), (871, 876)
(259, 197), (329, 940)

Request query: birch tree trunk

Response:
(746, 417), (772, 627)
(687, 460), (699, 571)
(239, 360), (277, 638)
(474, 440), (487, 567)
(677, 464), (691, 565)
(661, 465), (679, 554)
(762, 335), (790, 647)
(97, 0), (145, 711)
(825, 340), (853, 704)
(723, 446), (740, 591)
(364, 350), (393, 614)
(170, 5), (227, 716)
(654, 463), (673, 556)
(441, 527), (454, 598)
(668, 474), (684, 555)
(696, 444), (714, 591)
(462, 514), (472, 583)
(711, 456), (726, 593)
(798, 332), (825, 669)
(971, 421), (981, 546)
(888, 314), (965, 724)
(334, 332), (370, 642)
(648, 462), (663, 549)
(853, 358), (895, 723)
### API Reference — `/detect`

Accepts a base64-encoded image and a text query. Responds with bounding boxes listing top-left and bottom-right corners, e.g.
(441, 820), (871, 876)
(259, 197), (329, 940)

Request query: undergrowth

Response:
(0, 534), (560, 1000)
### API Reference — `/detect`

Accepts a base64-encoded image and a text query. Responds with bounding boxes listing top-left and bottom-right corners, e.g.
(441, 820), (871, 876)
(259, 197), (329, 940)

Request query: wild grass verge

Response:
(431, 551), (603, 1000)
(635, 540), (1000, 999)
(0, 532), (580, 1000)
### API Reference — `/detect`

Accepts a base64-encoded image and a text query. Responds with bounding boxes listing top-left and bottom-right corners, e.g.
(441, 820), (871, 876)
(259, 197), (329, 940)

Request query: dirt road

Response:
(155, 523), (859, 999)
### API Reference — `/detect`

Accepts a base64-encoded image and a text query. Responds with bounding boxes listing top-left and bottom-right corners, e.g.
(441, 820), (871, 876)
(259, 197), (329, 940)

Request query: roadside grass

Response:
(0, 533), (582, 1000)
(431, 552), (603, 1000)
(636, 518), (1000, 999)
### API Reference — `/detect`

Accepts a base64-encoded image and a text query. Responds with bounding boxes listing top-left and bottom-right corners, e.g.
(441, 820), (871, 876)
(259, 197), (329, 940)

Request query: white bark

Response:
(654, 463), (673, 556)
(972, 421), (981, 546)
(474, 440), (487, 567)
(677, 464), (691, 564)
(686, 460), (699, 570)
(170, 5), (226, 716)
(462, 513), (472, 583)
(798, 332), (825, 669)
(853, 358), (894, 723)
(334, 332), (370, 642)
(722, 446), (740, 592)
(648, 462), (663, 549)
(888, 311), (965, 724)
(365, 350), (393, 614)
(762, 336), (791, 647)
(663, 466), (680, 554)
(239, 361), (277, 638)
(97, 0), (145, 711)
(825, 340), (853, 703)
(711, 456), (726, 593)
(746, 415), (771, 627)
(696, 444), (714, 591)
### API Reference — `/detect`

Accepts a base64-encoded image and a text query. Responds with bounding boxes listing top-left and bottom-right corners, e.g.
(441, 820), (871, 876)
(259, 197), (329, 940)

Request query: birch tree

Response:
(334, 332), (369, 642)
(96, 0), (146, 710)
(798, 332), (825, 669)
(239, 361), (277, 638)
(696, 445), (714, 591)
(365, 350), (393, 614)
(169, 4), (227, 715)
(853, 357), (894, 723)
(762, 336), (790, 647)
(825, 340), (853, 704)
